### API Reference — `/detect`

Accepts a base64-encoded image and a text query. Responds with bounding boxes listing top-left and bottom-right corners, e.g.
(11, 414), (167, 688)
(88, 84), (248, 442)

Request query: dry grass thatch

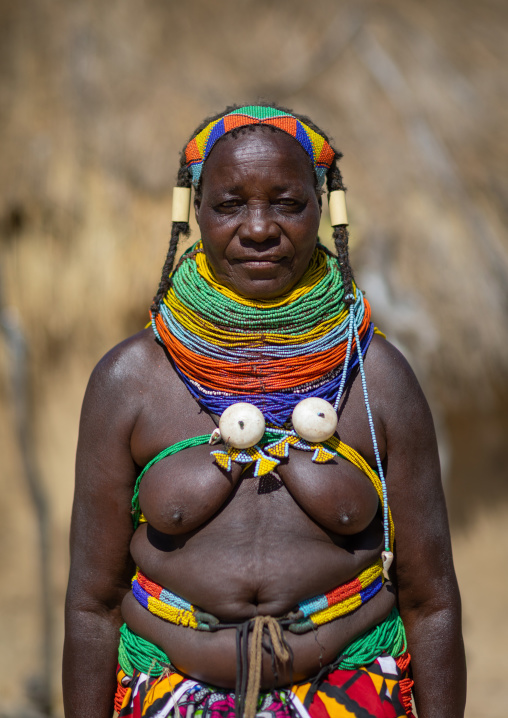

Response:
(1, 0), (507, 405)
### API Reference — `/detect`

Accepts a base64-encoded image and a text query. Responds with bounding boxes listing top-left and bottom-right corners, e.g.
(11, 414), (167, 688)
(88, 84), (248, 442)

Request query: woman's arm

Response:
(63, 344), (142, 718)
(367, 337), (466, 718)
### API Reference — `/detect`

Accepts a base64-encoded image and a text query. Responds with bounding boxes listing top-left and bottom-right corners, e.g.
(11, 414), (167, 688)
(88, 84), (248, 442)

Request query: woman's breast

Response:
(138, 442), (380, 538)
(277, 450), (380, 535)
(138, 443), (243, 534)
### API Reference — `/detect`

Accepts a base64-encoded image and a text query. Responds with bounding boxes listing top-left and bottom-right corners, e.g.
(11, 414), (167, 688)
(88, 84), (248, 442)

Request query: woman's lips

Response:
(234, 256), (284, 265)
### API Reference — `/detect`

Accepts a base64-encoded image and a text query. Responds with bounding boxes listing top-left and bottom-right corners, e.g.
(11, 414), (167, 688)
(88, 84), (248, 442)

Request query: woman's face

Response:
(195, 128), (322, 299)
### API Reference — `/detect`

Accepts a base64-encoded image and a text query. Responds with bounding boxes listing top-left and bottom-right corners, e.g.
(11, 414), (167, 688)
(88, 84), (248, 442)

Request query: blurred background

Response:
(0, 0), (507, 715)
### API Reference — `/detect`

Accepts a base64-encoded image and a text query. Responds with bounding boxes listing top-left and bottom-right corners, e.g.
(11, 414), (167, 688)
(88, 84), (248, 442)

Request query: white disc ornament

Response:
(292, 397), (338, 443)
(218, 403), (266, 449)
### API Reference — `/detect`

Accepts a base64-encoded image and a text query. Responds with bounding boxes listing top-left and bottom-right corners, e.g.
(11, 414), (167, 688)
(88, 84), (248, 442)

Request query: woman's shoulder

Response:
(90, 328), (164, 383)
(363, 333), (433, 429)
(83, 328), (173, 418)
(366, 333), (419, 384)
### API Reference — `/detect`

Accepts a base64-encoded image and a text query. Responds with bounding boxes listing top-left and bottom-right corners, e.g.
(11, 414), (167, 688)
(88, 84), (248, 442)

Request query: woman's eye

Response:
(217, 200), (242, 212)
(277, 198), (304, 211)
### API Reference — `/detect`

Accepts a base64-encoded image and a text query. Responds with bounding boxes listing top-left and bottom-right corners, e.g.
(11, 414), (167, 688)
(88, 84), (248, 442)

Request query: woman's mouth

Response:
(234, 256), (284, 266)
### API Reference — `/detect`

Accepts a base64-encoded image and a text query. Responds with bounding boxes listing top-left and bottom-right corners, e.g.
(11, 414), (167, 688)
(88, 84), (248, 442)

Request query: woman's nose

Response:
(237, 206), (280, 244)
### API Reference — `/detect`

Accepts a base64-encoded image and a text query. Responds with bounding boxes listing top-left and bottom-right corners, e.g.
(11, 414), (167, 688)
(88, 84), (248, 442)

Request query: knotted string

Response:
(236, 616), (293, 718)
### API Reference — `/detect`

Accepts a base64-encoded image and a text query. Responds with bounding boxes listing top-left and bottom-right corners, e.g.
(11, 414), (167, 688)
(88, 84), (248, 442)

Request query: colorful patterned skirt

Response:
(115, 653), (414, 718)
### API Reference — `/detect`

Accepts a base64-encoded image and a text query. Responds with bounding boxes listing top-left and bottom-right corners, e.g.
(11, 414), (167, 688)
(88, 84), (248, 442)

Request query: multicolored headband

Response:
(184, 105), (336, 189)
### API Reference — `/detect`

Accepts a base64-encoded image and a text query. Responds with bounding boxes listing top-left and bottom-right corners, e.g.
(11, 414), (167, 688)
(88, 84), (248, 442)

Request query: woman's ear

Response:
(194, 196), (201, 224)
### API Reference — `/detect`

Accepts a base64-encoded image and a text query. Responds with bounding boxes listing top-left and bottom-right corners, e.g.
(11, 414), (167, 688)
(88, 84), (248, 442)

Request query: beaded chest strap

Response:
(131, 433), (394, 548)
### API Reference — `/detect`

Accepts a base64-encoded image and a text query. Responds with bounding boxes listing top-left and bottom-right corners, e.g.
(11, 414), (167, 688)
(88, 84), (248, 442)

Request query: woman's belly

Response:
(121, 584), (395, 689)
(130, 518), (384, 620)
(124, 477), (393, 687)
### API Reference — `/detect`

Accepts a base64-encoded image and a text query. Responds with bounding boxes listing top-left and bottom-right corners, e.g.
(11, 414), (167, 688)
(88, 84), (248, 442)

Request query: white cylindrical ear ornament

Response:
(172, 187), (191, 223)
(329, 190), (348, 226)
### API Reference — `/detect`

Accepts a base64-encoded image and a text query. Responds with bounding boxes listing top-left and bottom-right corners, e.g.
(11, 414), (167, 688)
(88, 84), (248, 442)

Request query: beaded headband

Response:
(184, 105), (336, 189)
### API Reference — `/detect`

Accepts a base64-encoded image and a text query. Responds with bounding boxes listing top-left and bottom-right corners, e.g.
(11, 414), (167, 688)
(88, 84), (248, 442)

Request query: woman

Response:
(63, 105), (466, 718)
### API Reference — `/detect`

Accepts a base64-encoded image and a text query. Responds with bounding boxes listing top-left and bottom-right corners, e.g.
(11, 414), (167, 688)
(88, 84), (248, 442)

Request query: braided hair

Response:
(151, 103), (354, 316)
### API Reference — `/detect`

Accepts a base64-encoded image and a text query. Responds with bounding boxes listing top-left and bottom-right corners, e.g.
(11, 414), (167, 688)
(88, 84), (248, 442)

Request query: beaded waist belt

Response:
(131, 560), (383, 635)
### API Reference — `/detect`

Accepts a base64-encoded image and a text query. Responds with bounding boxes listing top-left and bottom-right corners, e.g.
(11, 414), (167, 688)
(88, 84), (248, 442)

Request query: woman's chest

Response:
(138, 441), (380, 538)
(130, 359), (383, 469)
(130, 363), (383, 537)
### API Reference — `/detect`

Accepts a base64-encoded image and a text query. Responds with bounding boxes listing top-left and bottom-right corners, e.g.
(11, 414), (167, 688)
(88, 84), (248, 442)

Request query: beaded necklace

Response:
(152, 243), (371, 424)
(150, 242), (393, 576)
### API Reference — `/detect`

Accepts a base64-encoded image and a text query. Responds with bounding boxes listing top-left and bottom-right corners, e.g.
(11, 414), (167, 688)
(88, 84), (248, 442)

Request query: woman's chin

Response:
(222, 268), (299, 299)
(233, 281), (292, 300)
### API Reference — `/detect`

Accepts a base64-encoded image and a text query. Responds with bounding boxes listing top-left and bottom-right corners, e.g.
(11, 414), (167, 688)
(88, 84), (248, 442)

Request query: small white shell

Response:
(292, 397), (338, 443)
(208, 427), (222, 445)
(382, 550), (394, 579)
(218, 403), (265, 449)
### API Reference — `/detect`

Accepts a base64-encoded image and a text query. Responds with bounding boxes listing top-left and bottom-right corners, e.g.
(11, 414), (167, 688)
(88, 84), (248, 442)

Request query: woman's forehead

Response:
(200, 127), (317, 189)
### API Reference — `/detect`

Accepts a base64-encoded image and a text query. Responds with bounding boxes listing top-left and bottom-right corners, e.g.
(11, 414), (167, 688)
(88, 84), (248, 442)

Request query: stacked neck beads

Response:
(151, 242), (393, 578)
(152, 243), (372, 424)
